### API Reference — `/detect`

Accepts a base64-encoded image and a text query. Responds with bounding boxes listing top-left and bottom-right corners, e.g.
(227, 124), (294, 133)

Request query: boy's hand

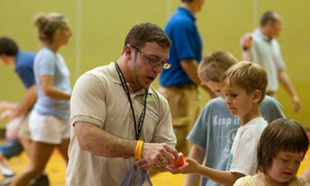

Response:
(166, 158), (199, 174)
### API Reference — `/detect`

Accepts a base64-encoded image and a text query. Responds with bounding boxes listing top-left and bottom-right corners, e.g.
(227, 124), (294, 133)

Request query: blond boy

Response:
(168, 61), (272, 185)
(183, 51), (284, 186)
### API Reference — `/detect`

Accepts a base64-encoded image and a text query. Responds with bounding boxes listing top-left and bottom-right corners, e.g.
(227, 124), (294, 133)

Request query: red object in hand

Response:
(173, 152), (185, 168)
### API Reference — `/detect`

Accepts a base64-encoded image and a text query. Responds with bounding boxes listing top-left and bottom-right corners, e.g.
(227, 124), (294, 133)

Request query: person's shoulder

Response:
(251, 29), (265, 43)
(148, 86), (171, 110)
(85, 63), (114, 78)
(252, 28), (261, 37)
(261, 95), (282, 107)
(254, 117), (267, 124)
(245, 117), (267, 128)
(35, 48), (54, 60)
(200, 97), (226, 113)
(234, 175), (255, 186)
(75, 65), (113, 89)
(38, 47), (52, 54)
(19, 51), (36, 57)
(16, 51), (36, 66)
(262, 95), (277, 103)
(290, 176), (310, 185)
(149, 86), (165, 100)
(166, 16), (192, 28)
(207, 97), (226, 106)
(271, 38), (281, 47)
(167, 8), (193, 25)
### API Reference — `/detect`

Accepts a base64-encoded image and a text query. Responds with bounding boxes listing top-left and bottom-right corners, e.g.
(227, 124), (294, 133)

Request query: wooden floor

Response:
(1, 148), (309, 186)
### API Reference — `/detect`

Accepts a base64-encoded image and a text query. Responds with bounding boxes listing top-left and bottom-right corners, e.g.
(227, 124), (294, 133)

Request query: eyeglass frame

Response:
(131, 45), (171, 69)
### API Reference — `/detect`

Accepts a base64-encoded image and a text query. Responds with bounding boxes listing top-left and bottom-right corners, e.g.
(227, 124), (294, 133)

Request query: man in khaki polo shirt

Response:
(66, 23), (179, 186)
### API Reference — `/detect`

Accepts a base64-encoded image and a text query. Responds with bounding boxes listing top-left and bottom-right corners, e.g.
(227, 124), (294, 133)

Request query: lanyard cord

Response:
(115, 62), (148, 140)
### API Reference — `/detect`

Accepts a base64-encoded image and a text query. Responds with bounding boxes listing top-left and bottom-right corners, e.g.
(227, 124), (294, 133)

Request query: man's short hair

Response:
(124, 22), (171, 52)
(260, 11), (280, 27)
(0, 37), (19, 56)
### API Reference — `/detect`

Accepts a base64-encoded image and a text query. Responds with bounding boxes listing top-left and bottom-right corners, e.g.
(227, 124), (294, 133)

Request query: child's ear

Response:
(253, 90), (262, 103)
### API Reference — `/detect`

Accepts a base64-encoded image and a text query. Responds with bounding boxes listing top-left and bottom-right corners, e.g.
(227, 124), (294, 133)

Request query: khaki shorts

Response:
(29, 110), (70, 144)
(158, 85), (200, 155)
(17, 111), (31, 140)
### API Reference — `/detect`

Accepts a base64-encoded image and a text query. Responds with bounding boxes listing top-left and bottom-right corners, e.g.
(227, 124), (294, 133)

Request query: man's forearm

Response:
(279, 70), (298, 98)
(75, 121), (136, 157)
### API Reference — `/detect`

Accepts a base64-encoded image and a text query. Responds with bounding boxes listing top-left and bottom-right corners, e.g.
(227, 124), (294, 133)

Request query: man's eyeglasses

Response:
(131, 45), (171, 69)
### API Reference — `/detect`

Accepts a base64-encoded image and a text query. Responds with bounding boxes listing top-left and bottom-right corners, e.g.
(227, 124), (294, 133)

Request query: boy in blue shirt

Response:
(168, 60), (272, 185)
(0, 37), (49, 186)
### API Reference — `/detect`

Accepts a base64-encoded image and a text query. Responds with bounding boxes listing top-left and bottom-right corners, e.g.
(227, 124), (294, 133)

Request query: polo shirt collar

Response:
(178, 6), (196, 21)
(109, 62), (155, 95)
(15, 51), (21, 64)
(255, 28), (273, 42)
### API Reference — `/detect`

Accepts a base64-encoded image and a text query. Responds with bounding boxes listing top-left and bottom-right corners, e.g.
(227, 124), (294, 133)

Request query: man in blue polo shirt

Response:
(159, 0), (215, 156)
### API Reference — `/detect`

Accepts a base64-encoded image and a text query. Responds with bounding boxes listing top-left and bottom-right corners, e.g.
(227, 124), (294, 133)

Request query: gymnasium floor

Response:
(1, 148), (309, 186)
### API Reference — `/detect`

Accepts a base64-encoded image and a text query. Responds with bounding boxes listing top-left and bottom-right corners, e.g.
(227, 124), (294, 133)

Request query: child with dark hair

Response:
(234, 118), (309, 185)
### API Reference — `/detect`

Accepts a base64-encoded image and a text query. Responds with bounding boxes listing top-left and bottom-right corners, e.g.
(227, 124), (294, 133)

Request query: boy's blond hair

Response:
(198, 51), (238, 83)
(223, 61), (267, 103)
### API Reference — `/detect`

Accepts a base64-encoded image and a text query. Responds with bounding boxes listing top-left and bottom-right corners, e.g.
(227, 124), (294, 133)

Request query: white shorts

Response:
(29, 110), (70, 144)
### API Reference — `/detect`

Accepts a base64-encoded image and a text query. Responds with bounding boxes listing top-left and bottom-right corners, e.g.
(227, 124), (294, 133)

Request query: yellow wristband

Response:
(138, 141), (144, 159)
(135, 140), (143, 159)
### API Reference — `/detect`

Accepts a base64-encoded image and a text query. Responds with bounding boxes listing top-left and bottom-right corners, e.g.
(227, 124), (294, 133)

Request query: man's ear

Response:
(0, 54), (5, 60)
(0, 54), (9, 63)
(124, 44), (133, 59)
(253, 90), (262, 103)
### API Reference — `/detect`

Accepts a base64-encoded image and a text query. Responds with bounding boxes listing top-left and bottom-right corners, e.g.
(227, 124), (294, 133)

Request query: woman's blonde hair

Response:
(33, 12), (67, 44)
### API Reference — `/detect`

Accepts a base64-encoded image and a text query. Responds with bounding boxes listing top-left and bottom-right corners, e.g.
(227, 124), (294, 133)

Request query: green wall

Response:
(1, 0), (310, 128)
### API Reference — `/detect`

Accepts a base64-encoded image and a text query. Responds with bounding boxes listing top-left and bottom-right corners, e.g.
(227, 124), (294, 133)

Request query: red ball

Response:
(173, 152), (185, 168)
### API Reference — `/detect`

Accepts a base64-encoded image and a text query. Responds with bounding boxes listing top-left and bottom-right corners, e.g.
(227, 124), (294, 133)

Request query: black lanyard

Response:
(115, 62), (148, 140)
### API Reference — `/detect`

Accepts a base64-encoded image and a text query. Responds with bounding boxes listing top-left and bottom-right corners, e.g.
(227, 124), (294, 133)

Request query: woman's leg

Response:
(9, 141), (55, 186)
(56, 138), (70, 165)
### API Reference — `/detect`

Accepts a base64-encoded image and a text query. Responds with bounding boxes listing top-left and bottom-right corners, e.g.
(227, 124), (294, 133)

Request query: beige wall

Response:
(1, 0), (309, 128)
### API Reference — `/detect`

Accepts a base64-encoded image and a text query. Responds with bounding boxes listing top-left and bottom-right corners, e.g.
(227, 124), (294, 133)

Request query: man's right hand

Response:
(141, 143), (179, 168)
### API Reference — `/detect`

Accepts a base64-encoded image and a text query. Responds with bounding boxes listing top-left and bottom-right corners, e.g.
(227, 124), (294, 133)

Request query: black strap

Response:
(115, 62), (148, 140)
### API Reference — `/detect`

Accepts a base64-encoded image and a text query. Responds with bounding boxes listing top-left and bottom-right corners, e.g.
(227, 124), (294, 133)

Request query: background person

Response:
(167, 62), (268, 185)
(10, 12), (72, 186)
(240, 11), (301, 112)
(184, 51), (285, 186)
(301, 165), (310, 183)
(234, 118), (309, 185)
(159, 0), (216, 157)
(0, 37), (49, 186)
